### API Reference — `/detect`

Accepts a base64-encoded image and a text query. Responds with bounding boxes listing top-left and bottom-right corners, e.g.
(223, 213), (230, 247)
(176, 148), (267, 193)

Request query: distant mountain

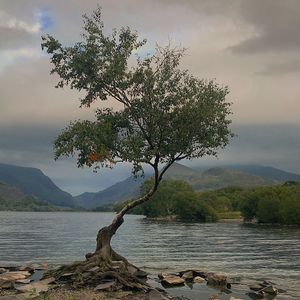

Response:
(0, 163), (75, 207)
(225, 164), (300, 183)
(164, 163), (200, 181)
(76, 163), (299, 209)
(191, 167), (276, 190)
(0, 181), (58, 211)
(74, 176), (148, 209)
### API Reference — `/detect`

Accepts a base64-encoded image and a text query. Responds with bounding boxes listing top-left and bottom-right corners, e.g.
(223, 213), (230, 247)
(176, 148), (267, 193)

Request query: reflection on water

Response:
(0, 212), (299, 299)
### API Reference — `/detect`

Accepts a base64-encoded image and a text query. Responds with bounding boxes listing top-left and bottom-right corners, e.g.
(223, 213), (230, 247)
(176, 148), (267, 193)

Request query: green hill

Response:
(0, 163), (75, 207)
(191, 167), (276, 190)
(0, 181), (59, 211)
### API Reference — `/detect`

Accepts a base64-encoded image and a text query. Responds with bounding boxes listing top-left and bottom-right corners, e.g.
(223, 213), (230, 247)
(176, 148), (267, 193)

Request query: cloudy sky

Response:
(0, 0), (300, 195)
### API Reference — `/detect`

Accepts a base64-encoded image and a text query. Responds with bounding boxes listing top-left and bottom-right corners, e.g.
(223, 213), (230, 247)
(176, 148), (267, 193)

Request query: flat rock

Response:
(158, 272), (180, 280)
(16, 278), (32, 284)
(59, 272), (74, 279)
(0, 297), (19, 300)
(15, 277), (56, 294)
(230, 297), (243, 300)
(0, 271), (31, 281)
(194, 276), (205, 283)
(161, 275), (185, 287)
(207, 274), (227, 286)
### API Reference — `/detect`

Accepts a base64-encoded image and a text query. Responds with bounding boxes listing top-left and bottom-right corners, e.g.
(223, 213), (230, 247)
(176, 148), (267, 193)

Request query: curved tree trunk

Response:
(93, 160), (174, 260)
(93, 185), (158, 260)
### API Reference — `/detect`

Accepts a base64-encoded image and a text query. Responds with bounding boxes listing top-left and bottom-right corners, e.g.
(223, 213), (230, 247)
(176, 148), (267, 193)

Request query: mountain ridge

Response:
(0, 163), (75, 207)
(75, 163), (300, 208)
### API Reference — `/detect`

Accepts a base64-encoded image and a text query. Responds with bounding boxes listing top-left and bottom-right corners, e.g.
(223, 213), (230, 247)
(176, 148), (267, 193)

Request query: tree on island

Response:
(42, 7), (233, 289)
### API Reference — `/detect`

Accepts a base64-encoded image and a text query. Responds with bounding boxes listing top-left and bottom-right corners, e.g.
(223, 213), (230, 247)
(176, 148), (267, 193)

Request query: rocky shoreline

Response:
(0, 262), (288, 300)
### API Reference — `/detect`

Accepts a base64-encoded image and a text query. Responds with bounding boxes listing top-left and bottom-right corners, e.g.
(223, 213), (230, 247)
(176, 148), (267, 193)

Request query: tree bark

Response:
(93, 160), (174, 261)
(94, 176), (160, 259)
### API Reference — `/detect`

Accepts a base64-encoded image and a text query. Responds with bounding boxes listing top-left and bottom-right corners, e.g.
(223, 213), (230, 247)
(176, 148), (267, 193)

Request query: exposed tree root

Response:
(43, 224), (149, 292)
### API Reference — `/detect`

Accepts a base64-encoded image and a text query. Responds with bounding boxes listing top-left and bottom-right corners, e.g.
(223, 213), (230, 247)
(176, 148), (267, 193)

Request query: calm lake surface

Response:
(0, 212), (299, 299)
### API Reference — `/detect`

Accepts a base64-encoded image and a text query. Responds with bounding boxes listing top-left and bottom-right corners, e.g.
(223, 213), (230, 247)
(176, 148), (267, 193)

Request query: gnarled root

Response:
(43, 224), (149, 291)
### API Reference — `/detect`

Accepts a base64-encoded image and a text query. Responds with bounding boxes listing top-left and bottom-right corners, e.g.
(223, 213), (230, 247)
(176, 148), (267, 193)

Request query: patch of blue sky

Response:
(34, 8), (54, 31)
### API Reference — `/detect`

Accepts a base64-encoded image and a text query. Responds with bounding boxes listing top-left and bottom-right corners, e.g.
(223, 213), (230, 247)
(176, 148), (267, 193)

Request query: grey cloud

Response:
(0, 124), (132, 195)
(0, 26), (37, 50)
(257, 61), (300, 75)
(1, 1), (300, 194)
(231, 0), (300, 54)
(1, 123), (300, 195)
(186, 124), (300, 174)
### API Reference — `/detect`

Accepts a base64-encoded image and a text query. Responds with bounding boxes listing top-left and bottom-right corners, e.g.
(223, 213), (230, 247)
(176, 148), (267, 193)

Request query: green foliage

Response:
(42, 7), (232, 177)
(115, 179), (300, 225)
(240, 184), (300, 225)
(139, 179), (194, 217)
(174, 191), (218, 222)
(217, 211), (241, 219)
(116, 179), (218, 222)
(0, 195), (58, 211)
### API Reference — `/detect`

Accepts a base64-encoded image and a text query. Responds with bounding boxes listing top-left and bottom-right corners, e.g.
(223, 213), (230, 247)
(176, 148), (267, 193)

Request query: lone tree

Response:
(42, 8), (232, 288)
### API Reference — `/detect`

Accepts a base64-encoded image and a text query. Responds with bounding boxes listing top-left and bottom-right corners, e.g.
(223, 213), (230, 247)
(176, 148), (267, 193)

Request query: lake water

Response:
(0, 212), (299, 299)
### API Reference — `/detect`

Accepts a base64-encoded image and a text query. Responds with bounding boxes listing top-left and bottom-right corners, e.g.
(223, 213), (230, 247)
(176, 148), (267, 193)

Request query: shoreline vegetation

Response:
(1, 179), (299, 226)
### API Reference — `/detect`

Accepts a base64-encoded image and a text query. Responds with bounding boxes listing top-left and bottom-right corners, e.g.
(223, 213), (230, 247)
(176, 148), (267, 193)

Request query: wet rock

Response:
(194, 276), (205, 283)
(161, 275), (185, 287)
(262, 285), (278, 295)
(158, 272), (179, 280)
(206, 274), (227, 286)
(181, 271), (194, 282)
(0, 271), (31, 281)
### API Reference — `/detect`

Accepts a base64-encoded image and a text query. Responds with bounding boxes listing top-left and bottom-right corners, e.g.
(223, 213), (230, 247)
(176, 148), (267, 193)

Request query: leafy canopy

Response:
(42, 7), (233, 176)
